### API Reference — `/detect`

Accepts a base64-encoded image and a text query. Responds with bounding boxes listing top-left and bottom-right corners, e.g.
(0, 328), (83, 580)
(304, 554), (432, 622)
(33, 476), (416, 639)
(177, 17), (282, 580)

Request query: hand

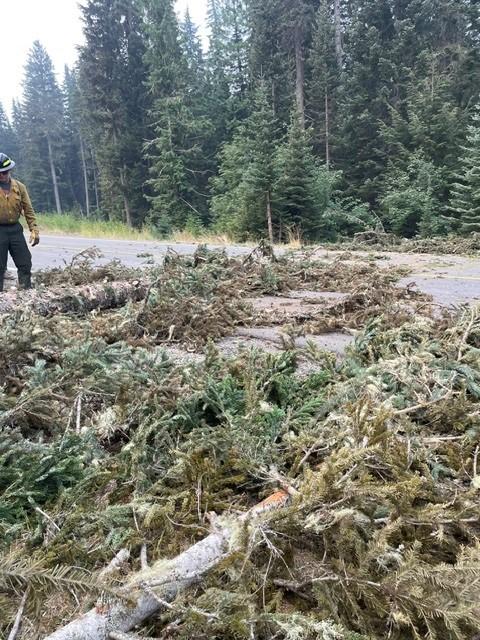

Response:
(29, 230), (40, 247)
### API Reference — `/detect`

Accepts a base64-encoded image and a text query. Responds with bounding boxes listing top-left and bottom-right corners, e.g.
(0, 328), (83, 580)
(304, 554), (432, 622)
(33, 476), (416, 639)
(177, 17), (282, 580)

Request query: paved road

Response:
(7, 234), (252, 271)
(6, 234), (480, 307)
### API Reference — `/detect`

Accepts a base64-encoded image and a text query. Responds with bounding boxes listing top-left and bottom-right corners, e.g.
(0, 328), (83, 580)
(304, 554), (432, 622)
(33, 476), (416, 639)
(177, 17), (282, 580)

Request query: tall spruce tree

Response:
(210, 125), (250, 237)
(21, 41), (64, 213)
(62, 67), (85, 213)
(78, 0), (150, 225)
(145, 0), (214, 231)
(336, 0), (396, 204)
(274, 111), (323, 240)
(447, 109), (480, 233)
(205, 0), (250, 148)
(380, 150), (442, 237)
(249, 0), (319, 128)
(249, 0), (291, 123)
(307, 1), (340, 166)
(242, 83), (279, 242)
(179, 9), (215, 224)
(211, 81), (279, 240)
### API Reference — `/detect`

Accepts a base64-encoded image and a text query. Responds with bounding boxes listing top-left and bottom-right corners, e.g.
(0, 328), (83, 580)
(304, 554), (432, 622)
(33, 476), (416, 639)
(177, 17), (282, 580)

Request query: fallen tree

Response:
(0, 280), (149, 316)
(45, 492), (291, 640)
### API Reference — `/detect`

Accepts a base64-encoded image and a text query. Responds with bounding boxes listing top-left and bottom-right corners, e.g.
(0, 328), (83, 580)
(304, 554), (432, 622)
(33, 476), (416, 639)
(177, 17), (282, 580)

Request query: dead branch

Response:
(7, 589), (28, 640)
(98, 549), (131, 582)
(44, 493), (289, 640)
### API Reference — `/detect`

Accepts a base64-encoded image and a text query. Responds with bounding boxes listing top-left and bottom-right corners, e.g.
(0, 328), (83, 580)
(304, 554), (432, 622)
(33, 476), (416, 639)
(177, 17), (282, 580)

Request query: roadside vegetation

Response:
(1, 1), (479, 244)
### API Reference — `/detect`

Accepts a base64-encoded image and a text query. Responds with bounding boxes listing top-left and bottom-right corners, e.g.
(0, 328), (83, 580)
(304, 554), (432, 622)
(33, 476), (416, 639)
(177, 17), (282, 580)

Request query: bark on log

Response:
(0, 280), (149, 317)
(44, 492), (291, 640)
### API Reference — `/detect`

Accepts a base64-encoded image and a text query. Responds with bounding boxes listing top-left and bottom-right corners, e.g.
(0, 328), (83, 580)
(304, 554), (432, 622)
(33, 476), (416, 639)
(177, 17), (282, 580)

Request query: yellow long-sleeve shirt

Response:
(0, 178), (38, 232)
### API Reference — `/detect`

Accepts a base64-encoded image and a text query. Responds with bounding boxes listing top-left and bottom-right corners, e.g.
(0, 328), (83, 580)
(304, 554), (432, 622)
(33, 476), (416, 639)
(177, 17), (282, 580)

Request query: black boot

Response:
(0, 271), (4, 293)
(18, 271), (32, 290)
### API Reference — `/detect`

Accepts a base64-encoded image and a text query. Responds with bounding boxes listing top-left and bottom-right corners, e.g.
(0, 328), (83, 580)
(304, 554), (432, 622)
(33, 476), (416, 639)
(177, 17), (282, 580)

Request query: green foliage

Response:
(447, 108), (480, 233)
(212, 81), (280, 240)
(144, 0), (213, 231)
(274, 113), (327, 241)
(0, 103), (19, 162)
(5, 0), (480, 237)
(78, 0), (150, 224)
(380, 151), (444, 237)
(17, 41), (64, 212)
(306, 0), (340, 164)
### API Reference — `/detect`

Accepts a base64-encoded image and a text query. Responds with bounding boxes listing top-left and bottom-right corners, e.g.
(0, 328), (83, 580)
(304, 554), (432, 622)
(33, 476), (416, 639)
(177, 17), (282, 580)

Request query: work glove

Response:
(29, 229), (40, 247)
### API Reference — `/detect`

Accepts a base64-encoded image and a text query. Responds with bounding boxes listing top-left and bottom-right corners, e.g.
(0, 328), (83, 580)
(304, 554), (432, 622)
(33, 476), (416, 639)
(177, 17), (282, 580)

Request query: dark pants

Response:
(0, 223), (32, 291)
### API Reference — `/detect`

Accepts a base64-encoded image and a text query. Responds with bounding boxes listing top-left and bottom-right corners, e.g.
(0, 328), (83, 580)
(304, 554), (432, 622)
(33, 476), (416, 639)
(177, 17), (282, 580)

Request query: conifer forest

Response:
(0, 0), (479, 240)
(1, 2), (480, 640)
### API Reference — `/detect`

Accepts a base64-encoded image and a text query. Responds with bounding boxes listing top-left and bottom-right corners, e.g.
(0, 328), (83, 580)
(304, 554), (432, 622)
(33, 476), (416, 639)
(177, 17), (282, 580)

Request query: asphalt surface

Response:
(10, 234), (252, 271)
(6, 234), (480, 307)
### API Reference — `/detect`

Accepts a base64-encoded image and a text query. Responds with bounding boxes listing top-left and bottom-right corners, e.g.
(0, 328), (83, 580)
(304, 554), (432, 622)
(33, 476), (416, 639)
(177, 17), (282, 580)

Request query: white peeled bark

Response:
(44, 522), (234, 640)
(44, 491), (291, 640)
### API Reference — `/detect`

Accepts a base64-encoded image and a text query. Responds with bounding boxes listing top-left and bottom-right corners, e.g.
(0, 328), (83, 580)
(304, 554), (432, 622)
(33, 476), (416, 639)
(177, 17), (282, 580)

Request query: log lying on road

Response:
(0, 280), (149, 316)
(44, 491), (291, 640)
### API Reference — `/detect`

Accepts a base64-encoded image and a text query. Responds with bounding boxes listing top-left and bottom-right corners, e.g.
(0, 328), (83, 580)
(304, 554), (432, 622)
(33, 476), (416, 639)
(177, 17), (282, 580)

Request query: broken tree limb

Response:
(7, 589), (28, 640)
(98, 549), (131, 582)
(44, 491), (291, 640)
(0, 280), (149, 317)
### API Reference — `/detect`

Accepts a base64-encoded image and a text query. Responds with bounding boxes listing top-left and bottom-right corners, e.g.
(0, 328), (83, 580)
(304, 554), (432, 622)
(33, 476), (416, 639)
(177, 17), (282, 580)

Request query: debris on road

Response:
(1, 246), (479, 640)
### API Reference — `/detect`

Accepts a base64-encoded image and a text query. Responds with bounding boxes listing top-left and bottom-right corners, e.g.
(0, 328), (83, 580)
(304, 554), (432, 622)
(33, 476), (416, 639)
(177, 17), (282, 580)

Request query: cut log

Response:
(44, 491), (291, 640)
(0, 280), (149, 317)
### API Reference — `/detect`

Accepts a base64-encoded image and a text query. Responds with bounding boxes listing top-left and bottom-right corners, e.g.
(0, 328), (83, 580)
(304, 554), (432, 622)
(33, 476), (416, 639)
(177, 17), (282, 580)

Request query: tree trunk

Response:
(232, 0), (246, 94)
(79, 135), (91, 218)
(334, 0), (343, 70)
(90, 148), (100, 212)
(47, 136), (62, 214)
(111, 127), (132, 227)
(0, 280), (149, 317)
(119, 165), (132, 227)
(325, 87), (330, 170)
(44, 492), (291, 640)
(266, 190), (274, 244)
(294, 23), (305, 129)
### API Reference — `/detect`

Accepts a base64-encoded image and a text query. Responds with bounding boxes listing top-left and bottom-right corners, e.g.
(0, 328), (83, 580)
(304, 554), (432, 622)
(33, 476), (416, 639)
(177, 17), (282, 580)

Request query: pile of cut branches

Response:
(329, 232), (480, 255)
(1, 247), (478, 640)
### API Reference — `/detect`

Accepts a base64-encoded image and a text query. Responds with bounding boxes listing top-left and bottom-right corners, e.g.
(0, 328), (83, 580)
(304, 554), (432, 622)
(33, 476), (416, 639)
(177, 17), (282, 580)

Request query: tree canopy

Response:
(0, 0), (478, 241)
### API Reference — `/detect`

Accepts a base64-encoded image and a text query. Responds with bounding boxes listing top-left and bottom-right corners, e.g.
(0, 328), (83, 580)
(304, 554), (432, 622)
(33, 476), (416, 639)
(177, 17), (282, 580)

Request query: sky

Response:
(1, 0), (208, 117)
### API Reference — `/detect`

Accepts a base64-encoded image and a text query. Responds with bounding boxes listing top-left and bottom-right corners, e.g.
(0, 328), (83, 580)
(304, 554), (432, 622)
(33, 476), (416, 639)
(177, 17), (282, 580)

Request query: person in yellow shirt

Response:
(0, 153), (39, 291)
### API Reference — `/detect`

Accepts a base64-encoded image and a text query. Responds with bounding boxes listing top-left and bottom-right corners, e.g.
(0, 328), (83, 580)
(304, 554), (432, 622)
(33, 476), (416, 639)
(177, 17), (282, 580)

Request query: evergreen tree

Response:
(336, 0), (396, 204)
(207, 0), (249, 118)
(62, 67), (85, 213)
(306, 1), (340, 166)
(249, 0), (292, 122)
(21, 41), (64, 213)
(242, 83), (279, 241)
(78, 0), (150, 225)
(144, 0), (213, 232)
(211, 82), (279, 240)
(249, 0), (319, 127)
(211, 125), (250, 237)
(179, 9), (215, 224)
(447, 109), (480, 234)
(274, 111), (323, 240)
(381, 150), (442, 237)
